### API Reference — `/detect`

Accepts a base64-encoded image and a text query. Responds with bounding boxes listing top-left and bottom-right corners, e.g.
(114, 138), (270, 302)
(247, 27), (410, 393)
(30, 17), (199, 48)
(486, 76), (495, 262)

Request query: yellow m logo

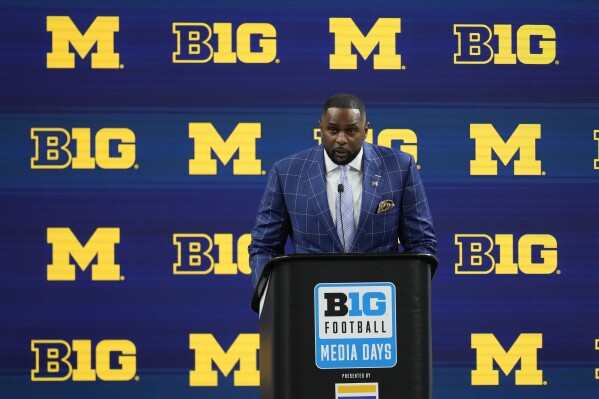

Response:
(471, 333), (543, 385)
(470, 124), (542, 175)
(47, 16), (120, 69)
(329, 18), (403, 70)
(189, 123), (262, 175)
(47, 228), (121, 281)
(189, 334), (259, 386)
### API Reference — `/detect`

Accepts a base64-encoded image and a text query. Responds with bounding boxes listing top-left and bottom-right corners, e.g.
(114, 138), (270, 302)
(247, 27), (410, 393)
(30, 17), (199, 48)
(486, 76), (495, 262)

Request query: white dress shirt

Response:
(324, 147), (363, 227)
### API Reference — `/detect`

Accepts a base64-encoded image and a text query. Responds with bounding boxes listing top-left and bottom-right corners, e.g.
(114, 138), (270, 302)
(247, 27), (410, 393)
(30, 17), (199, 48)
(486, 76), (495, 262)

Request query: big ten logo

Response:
(455, 234), (558, 275)
(471, 333), (544, 385)
(314, 128), (418, 166)
(31, 339), (137, 382)
(47, 16), (121, 69)
(173, 233), (251, 275)
(454, 24), (557, 65)
(595, 339), (599, 380)
(315, 283), (395, 368)
(189, 334), (259, 387)
(188, 123), (262, 175)
(329, 18), (403, 70)
(594, 130), (599, 170)
(323, 291), (387, 318)
(46, 228), (122, 281)
(31, 128), (137, 170)
(470, 124), (543, 175)
(172, 22), (278, 64)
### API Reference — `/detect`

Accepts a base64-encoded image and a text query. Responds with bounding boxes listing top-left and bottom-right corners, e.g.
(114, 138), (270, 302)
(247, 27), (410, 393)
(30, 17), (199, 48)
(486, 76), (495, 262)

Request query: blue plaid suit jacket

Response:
(249, 142), (436, 287)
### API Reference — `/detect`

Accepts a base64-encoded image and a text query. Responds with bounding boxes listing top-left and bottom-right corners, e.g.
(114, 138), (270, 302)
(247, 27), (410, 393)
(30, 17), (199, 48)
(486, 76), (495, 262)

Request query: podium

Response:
(251, 253), (438, 399)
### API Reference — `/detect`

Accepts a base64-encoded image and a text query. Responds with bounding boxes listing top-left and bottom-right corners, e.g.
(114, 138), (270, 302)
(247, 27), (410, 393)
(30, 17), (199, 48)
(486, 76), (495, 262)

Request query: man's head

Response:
(319, 94), (369, 165)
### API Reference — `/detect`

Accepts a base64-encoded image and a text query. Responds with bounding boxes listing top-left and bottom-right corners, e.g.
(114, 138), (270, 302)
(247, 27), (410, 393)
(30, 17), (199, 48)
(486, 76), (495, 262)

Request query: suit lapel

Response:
(306, 147), (343, 250)
(353, 143), (384, 250)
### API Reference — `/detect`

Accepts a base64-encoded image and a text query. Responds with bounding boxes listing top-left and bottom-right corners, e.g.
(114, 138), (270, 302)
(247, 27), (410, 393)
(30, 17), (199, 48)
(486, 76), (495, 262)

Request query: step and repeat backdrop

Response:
(1, 0), (598, 398)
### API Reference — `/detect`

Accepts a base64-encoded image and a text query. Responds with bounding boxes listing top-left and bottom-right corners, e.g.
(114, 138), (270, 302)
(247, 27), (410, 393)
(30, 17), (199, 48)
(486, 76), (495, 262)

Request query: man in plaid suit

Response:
(249, 94), (436, 287)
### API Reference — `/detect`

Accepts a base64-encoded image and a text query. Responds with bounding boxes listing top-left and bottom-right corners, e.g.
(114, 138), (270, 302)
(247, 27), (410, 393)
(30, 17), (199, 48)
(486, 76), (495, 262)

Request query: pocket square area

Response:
(376, 200), (395, 214)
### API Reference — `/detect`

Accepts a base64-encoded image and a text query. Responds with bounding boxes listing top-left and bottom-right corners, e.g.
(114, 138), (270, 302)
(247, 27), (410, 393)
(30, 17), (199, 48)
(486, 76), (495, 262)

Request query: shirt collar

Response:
(324, 146), (363, 173)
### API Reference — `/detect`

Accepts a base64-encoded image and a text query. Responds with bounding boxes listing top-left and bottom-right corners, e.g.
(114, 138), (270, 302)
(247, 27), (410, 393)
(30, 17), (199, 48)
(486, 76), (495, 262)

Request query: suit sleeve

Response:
(398, 155), (437, 255)
(248, 161), (291, 287)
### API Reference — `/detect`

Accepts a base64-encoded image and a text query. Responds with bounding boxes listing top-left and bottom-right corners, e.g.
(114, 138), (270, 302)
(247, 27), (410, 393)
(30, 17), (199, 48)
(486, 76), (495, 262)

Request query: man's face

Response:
(320, 107), (368, 165)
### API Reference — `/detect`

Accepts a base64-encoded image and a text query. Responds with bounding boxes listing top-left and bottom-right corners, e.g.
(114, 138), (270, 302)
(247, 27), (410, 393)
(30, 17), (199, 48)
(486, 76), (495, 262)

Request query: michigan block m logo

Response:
(470, 124), (542, 175)
(189, 123), (262, 175)
(189, 334), (259, 386)
(47, 228), (121, 281)
(329, 18), (403, 70)
(47, 16), (120, 69)
(471, 333), (544, 385)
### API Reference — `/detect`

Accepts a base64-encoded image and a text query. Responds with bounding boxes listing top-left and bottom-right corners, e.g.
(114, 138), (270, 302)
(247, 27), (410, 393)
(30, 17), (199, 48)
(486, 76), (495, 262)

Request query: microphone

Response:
(338, 184), (346, 253)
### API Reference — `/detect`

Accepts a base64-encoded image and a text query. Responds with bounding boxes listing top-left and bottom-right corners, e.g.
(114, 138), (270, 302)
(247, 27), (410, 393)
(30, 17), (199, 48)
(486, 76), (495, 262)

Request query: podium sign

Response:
(253, 253), (438, 399)
(314, 282), (397, 369)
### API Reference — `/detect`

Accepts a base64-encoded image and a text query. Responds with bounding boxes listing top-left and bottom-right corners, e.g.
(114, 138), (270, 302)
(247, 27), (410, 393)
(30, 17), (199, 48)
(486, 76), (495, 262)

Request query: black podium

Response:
(251, 253), (438, 399)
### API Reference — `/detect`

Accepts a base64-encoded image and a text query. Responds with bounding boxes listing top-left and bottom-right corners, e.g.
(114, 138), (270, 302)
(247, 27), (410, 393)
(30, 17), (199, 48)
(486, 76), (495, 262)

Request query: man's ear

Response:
(364, 122), (370, 139)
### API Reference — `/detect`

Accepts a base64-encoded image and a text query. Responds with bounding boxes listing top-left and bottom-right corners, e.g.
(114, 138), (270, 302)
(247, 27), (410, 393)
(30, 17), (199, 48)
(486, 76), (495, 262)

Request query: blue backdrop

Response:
(1, 1), (598, 398)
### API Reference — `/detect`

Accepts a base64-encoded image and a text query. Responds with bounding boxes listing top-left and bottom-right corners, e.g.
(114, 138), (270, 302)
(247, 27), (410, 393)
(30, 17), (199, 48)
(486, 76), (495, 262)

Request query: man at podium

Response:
(249, 94), (436, 287)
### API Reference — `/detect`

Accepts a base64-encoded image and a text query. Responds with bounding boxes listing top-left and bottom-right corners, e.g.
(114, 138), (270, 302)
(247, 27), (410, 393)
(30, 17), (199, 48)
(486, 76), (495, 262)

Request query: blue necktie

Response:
(337, 165), (355, 252)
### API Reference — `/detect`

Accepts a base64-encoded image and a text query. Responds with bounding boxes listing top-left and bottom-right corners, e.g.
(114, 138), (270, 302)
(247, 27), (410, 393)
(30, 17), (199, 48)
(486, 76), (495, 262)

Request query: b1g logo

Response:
(454, 24), (556, 65)
(173, 233), (251, 275)
(314, 283), (396, 369)
(31, 128), (136, 170)
(471, 333), (544, 385)
(47, 16), (121, 69)
(455, 234), (558, 275)
(188, 123), (262, 175)
(594, 130), (599, 170)
(330, 18), (403, 70)
(47, 228), (121, 281)
(314, 128), (418, 163)
(470, 124), (542, 175)
(595, 339), (599, 379)
(172, 22), (277, 63)
(31, 339), (136, 381)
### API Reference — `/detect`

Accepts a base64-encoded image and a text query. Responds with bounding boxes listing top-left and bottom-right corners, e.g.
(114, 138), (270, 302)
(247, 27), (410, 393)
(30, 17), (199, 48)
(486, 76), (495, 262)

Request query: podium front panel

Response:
(259, 254), (436, 399)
